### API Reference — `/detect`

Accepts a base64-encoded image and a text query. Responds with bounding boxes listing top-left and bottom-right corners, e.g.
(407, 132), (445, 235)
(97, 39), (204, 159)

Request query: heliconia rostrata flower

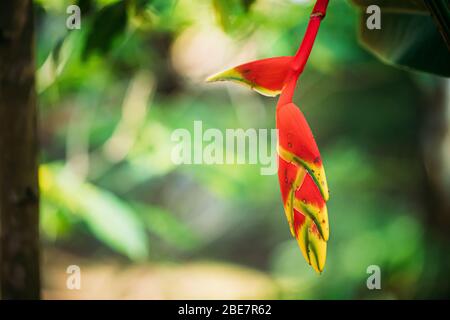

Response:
(207, 0), (330, 273)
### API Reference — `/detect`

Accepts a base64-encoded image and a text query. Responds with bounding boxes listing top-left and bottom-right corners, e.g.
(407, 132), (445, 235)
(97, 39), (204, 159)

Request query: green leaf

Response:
(40, 200), (74, 240)
(352, 0), (450, 77)
(351, 0), (428, 13)
(213, 0), (255, 32)
(134, 203), (201, 251)
(82, 0), (128, 59)
(40, 164), (149, 261)
(148, 0), (177, 15)
(424, 0), (450, 48)
(75, 182), (149, 260)
(76, 0), (95, 15)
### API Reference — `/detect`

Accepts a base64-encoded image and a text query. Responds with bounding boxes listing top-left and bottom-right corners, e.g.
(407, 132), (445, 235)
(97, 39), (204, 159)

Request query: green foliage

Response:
(41, 164), (149, 260)
(137, 203), (201, 251)
(145, 0), (177, 15)
(35, 0), (450, 298)
(352, 0), (450, 77)
(351, 0), (428, 12)
(213, 0), (256, 33)
(82, 0), (128, 59)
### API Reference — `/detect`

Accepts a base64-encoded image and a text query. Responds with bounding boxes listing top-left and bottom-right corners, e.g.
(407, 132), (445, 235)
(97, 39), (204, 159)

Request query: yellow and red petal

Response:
(278, 156), (329, 266)
(276, 102), (329, 200)
(293, 209), (327, 273)
(206, 56), (293, 97)
(294, 173), (329, 241)
(278, 157), (306, 236)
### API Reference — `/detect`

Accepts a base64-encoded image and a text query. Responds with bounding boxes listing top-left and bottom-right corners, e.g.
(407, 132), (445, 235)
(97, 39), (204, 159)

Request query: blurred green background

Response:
(35, 0), (450, 299)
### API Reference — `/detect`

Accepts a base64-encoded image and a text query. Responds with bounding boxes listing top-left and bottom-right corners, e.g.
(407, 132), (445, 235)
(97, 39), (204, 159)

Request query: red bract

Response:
(207, 56), (293, 96)
(208, 0), (330, 273)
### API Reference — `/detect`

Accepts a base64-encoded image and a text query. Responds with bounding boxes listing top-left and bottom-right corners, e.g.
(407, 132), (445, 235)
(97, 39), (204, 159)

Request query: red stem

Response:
(278, 0), (329, 106)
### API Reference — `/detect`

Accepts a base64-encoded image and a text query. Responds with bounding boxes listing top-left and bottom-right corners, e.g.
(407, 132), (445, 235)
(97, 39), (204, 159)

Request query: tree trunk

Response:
(0, 1), (40, 299)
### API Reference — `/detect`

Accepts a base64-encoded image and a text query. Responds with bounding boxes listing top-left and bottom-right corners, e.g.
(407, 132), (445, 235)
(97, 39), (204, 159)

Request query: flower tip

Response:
(205, 74), (218, 83)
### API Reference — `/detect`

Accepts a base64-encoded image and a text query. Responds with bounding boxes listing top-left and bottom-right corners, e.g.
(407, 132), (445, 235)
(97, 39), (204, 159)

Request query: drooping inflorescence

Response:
(208, 0), (330, 273)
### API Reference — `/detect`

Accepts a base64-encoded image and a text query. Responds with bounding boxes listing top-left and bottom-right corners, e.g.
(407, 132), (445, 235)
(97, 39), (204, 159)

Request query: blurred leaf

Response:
(35, 0), (73, 11)
(213, 0), (255, 32)
(352, 0), (450, 77)
(40, 164), (149, 261)
(76, 0), (95, 14)
(35, 5), (67, 68)
(40, 200), (74, 240)
(424, 0), (450, 48)
(147, 0), (177, 15)
(351, 0), (428, 12)
(134, 0), (175, 14)
(82, 0), (128, 59)
(134, 203), (201, 251)
(37, 31), (78, 93)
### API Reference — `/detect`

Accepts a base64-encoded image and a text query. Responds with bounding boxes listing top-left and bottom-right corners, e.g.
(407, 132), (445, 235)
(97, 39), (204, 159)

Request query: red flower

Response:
(208, 0), (330, 273)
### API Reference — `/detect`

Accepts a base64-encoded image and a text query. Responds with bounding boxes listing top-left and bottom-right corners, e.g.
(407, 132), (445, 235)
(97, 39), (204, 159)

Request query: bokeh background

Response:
(35, 0), (450, 299)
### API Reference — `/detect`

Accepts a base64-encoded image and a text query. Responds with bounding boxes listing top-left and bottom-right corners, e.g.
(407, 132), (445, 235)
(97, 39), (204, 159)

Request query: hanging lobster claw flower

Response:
(278, 132), (329, 273)
(207, 61), (330, 273)
(206, 56), (293, 97)
(207, 0), (330, 273)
